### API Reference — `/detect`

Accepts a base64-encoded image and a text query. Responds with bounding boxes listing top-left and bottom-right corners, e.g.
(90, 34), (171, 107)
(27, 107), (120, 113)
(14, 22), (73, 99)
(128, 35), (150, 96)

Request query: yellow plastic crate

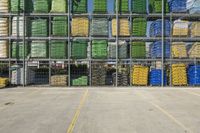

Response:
(0, 40), (8, 58)
(171, 42), (187, 58)
(172, 64), (187, 86)
(188, 42), (200, 58)
(112, 18), (130, 36)
(0, 77), (9, 88)
(71, 17), (89, 37)
(191, 22), (200, 37)
(132, 65), (149, 86)
(173, 20), (189, 36)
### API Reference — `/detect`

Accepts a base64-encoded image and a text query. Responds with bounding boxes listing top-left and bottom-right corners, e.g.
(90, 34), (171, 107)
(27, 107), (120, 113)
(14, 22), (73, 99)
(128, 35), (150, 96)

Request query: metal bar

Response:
(48, 14), (51, 86)
(8, 13), (11, 84)
(116, 0), (119, 87)
(68, 0), (71, 87)
(161, 0), (164, 87)
(169, 13), (172, 87)
(23, 0), (26, 87)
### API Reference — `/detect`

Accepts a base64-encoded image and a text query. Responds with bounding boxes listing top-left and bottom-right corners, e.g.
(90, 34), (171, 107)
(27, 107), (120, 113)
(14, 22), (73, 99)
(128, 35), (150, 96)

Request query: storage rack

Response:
(0, 0), (200, 87)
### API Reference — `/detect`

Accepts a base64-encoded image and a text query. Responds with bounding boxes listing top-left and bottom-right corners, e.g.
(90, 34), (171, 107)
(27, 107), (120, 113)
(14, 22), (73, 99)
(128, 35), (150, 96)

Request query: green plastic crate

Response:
(72, 0), (87, 13)
(92, 40), (108, 59)
(91, 18), (108, 36)
(33, 0), (50, 13)
(51, 0), (68, 13)
(72, 76), (88, 86)
(93, 0), (107, 13)
(10, 0), (33, 13)
(149, 0), (169, 13)
(131, 42), (146, 58)
(31, 19), (48, 37)
(71, 40), (87, 59)
(52, 17), (68, 36)
(11, 42), (29, 59)
(115, 0), (129, 13)
(132, 18), (147, 36)
(51, 41), (67, 59)
(132, 0), (146, 13)
(31, 41), (48, 58)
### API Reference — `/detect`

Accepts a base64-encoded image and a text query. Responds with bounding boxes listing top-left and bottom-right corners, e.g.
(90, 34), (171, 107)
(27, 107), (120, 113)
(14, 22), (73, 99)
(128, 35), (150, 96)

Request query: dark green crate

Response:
(11, 42), (29, 59)
(93, 0), (107, 13)
(52, 17), (68, 36)
(71, 40), (87, 59)
(10, 0), (33, 13)
(92, 40), (108, 59)
(115, 0), (129, 13)
(72, 76), (88, 86)
(31, 19), (48, 37)
(132, 0), (146, 13)
(132, 18), (147, 36)
(131, 42), (146, 58)
(33, 0), (50, 13)
(149, 0), (169, 13)
(72, 0), (87, 13)
(50, 41), (67, 59)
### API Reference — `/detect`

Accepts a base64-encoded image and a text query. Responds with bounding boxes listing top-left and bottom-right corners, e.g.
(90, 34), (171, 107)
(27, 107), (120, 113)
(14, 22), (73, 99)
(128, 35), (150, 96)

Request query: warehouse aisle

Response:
(0, 88), (200, 133)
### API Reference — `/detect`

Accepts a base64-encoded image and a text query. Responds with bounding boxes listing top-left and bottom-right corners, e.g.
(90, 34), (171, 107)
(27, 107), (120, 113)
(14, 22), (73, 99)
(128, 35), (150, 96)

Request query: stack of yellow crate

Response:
(172, 64), (187, 86)
(132, 65), (149, 86)
(191, 22), (200, 37)
(0, 18), (8, 36)
(0, 0), (9, 13)
(50, 75), (68, 86)
(0, 77), (9, 88)
(173, 20), (189, 36)
(0, 40), (8, 58)
(71, 17), (89, 37)
(189, 42), (200, 58)
(171, 42), (187, 58)
(112, 18), (130, 36)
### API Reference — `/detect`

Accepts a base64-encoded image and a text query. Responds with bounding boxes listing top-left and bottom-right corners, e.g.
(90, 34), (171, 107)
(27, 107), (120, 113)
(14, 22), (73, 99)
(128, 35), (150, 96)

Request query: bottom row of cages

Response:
(1, 61), (200, 87)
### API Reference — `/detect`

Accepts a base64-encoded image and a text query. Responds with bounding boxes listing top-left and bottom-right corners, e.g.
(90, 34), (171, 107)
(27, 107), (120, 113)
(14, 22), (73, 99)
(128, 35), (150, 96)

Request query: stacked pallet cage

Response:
(51, 0), (68, 13)
(31, 19), (48, 37)
(188, 65), (200, 86)
(91, 63), (107, 86)
(131, 42), (146, 58)
(52, 17), (68, 36)
(115, 0), (129, 13)
(149, 0), (169, 13)
(132, 65), (149, 86)
(173, 20), (189, 37)
(112, 65), (129, 86)
(171, 42), (187, 58)
(91, 18), (108, 37)
(33, 0), (50, 13)
(188, 42), (200, 58)
(112, 18), (130, 36)
(31, 41), (48, 58)
(132, 18), (147, 37)
(0, 18), (8, 37)
(0, 62), (9, 88)
(191, 22), (200, 37)
(150, 41), (170, 58)
(150, 69), (167, 86)
(11, 41), (29, 59)
(0, 0), (9, 13)
(10, 0), (33, 13)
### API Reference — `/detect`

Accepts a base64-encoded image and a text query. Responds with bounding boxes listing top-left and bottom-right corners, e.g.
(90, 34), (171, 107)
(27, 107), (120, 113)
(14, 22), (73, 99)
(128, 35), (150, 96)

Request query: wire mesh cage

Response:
(112, 18), (130, 37)
(93, 0), (107, 13)
(131, 42), (146, 59)
(150, 41), (170, 59)
(10, 0), (33, 13)
(0, 61), (9, 88)
(50, 41), (68, 59)
(52, 17), (68, 36)
(149, 0), (169, 13)
(0, 40), (8, 59)
(132, 17), (147, 37)
(132, 0), (146, 13)
(188, 64), (200, 86)
(50, 0), (68, 13)
(72, 0), (88, 13)
(0, 17), (8, 37)
(0, 0), (9, 13)
(11, 41), (30, 59)
(173, 20), (189, 37)
(191, 22), (200, 37)
(71, 17), (89, 37)
(91, 18), (109, 37)
(188, 42), (200, 58)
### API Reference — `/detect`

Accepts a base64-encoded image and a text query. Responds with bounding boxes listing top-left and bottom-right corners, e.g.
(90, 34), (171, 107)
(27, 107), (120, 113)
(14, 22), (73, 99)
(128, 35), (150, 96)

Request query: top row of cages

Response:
(0, 0), (199, 14)
(0, 17), (200, 38)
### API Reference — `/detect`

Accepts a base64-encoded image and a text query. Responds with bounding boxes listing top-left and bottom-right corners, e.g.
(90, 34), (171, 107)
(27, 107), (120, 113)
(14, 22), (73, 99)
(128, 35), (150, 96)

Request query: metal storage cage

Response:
(1, 0), (200, 87)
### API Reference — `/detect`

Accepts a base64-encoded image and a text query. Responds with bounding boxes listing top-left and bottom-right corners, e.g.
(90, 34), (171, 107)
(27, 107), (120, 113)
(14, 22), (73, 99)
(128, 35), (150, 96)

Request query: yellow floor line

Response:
(136, 91), (193, 133)
(67, 89), (89, 133)
(183, 90), (200, 97)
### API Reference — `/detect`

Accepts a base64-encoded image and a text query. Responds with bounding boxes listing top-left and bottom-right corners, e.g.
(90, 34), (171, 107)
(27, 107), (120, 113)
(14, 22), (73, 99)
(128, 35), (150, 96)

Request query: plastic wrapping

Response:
(51, 41), (67, 59)
(51, 75), (68, 86)
(173, 20), (189, 36)
(149, 0), (169, 13)
(108, 41), (127, 59)
(33, 0), (49, 13)
(72, 0), (87, 13)
(188, 65), (200, 86)
(91, 64), (106, 86)
(93, 0), (107, 13)
(0, 41), (8, 58)
(171, 42), (187, 58)
(51, 0), (67, 13)
(0, 0), (9, 13)
(191, 22), (200, 37)
(52, 17), (68, 36)
(115, 0), (129, 13)
(150, 69), (167, 86)
(31, 41), (48, 58)
(131, 42), (146, 58)
(168, 0), (187, 12)
(31, 19), (48, 37)
(11, 41), (29, 59)
(0, 18), (8, 37)
(188, 42), (200, 58)
(150, 41), (170, 58)
(132, 18), (147, 36)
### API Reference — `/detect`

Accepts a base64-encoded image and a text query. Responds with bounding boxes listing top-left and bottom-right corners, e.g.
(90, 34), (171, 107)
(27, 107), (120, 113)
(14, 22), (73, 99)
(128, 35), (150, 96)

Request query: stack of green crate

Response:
(72, 76), (88, 86)
(52, 17), (68, 36)
(72, 0), (87, 13)
(10, 0), (33, 13)
(51, 41), (67, 59)
(11, 42), (29, 59)
(51, 0), (68, 13)
(71, 40), (87, 59)
(132, 0), (146, 13)
(92, 40), (108, 59)
(93, 0), (107, 13)
(31, 19), (48, 37)
(115, 0), (129, 13)
(31, 41), (48, 58)
(33, 0), (50, 13)
(91, 18), (108, 36)
(149, 0), (169, 13)
(131, 42), (146, 58)
(132, 18), (147, 36)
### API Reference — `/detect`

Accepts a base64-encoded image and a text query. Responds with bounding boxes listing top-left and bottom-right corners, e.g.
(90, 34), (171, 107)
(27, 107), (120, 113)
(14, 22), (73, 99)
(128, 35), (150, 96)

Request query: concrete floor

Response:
(0, 87), (200, 133)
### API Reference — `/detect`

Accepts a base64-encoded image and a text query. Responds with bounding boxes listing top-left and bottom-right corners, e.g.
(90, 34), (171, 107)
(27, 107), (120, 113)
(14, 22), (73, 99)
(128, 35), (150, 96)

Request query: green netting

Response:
(10, 0), (33, 13)
(132, 0), (146, 13)
(51, 0), (68, 13)
(33, 0), (50, 13)
(93, 0), (107, 13)
(108, 42), (128, 59)
(31, 19), (48, 37)
(51, 41), (67, 59)
(71, 40), (87, 59)
(72, 76), (88, 86)
(52, 17), (68, 36)
(72, 0), (87, 13)
(31, 41), (48, 58)
(115, 0), (129, 13)
(132, 18), (147, 36)
(91, 18), (108, 36)
(131, 42), (146, 58)
(92, 40), (107, 59)
(11, 42), (29, 59)
(149, 0), (169, 13)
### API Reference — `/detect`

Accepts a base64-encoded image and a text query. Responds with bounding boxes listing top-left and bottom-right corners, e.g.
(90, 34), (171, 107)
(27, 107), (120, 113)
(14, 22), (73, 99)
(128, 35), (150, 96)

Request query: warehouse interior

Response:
(0, 0), (200, 87)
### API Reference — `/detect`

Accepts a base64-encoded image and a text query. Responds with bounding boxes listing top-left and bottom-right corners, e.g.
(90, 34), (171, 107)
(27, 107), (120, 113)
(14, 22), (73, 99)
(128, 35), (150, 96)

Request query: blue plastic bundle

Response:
(150, 69), (167, 86)
(168, 0), (187, 12)
(150, 41), (170, 58)
(150, 19), (171, 37)
(188, 65), (200, 86)
(187, 0), (200, 14)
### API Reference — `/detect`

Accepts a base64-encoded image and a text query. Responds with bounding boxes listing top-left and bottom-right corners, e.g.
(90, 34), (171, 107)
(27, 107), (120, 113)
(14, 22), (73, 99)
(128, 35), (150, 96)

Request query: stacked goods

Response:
(31, 19), (48, 37)
(51, 41), (67, 59)
(191, 22), (200, 37)
(150, 69), (167, 86)
(0, 41), (8, 58)
(12, 17), (26, 36)
(172, 64), (187, 86)
(0, 0), (9, 13)
(108, 41), (127, 59)
(0, 18), (8, 36)
(33, 0), (49, 13)
(0, 77), (9, 88)
(71, 17), (89, 37)
(91, 64), (106, 86)
(150, 19), (171, 37)
(131, 42), (146, 58)
(132, 18), (147, 36)
(93, 0), (107, 13)
(91, 18), (108, 36)
(149, 0), (169, 13)
(50, 75), (68, 86)
(112, 18), (130, 36)
(11, 41), (29, 59)
(115, 0), (129, 13)
(31, 41), (48, 58)
(187, 0), (200, 14)
(51, 0), (67, 13)
(10, 0), (33, 13)
(92, 40), (107, 59)
(112, 66), (129, 86)
(132, 0), (146, 13)
(132, 65), (149, 86)
(150, 41), (170, 58)
(71, 40), (87, 59)
(72, 76), (88, 86)
(188, 42), (200, 58)
(52, 17), (68, 36)
(72, 0), (87, 13)
(171, 42), (187, 58)
(168, 0), (187, 12)
(173, 20), (189, 36)
(188, 65), (200, 86)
